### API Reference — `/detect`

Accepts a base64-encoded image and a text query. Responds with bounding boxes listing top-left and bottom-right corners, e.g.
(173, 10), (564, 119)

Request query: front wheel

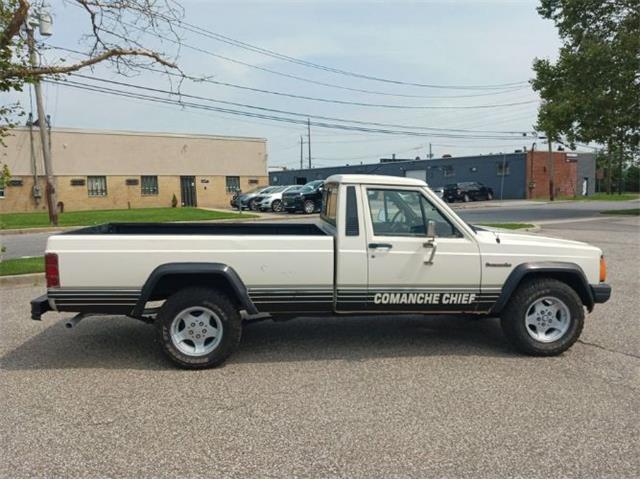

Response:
(303, 200), (315, 214)
(500, 278), (584, 356)
(486, 192), (493, 200)
(157, 287), (242, 368)
(271, 199), (283, 212)
(463, 193), (470, 202)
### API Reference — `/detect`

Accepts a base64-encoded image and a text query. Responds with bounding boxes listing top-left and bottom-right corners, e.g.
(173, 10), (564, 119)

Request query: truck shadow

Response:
(1, 315), (515, 371)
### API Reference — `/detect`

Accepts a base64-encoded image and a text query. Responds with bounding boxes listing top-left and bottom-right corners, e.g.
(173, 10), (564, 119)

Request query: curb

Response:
(0, 273), (45, 288)
(1, 227), (69, 235)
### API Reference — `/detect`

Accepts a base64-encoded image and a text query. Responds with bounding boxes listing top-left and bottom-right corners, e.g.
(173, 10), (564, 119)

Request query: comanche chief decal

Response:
(373, 292), (477, 305)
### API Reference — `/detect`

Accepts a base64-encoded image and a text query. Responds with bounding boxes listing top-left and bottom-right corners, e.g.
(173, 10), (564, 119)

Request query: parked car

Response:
(230, 185), (278, 210)
(444, 182), (494, 203)
(282, 180), (324, 214)
(256, 185), (302, 212)
(31, 174), (611, 368)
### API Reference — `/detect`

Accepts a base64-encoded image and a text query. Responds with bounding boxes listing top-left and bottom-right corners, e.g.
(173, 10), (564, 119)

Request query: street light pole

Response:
(528, 142), (536, 199)
(307, 118), (312, 169)
(26, 25), (58, 225)
(547, 135), (555, 201)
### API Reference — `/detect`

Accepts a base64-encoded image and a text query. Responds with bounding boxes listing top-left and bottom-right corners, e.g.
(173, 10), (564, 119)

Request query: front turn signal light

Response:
(599, 255), (607, 283)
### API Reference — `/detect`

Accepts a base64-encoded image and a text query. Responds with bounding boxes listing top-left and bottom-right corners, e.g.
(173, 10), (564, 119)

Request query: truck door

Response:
(363, 186), (482, 313)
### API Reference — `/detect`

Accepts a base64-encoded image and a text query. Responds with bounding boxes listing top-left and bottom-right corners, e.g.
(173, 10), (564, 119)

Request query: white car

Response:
(31, 174), (611, 368)
(256, 185), (302, 212)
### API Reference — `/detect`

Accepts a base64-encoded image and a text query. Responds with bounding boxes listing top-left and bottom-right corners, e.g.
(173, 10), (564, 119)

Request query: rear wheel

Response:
(303, 199), (315, 214)
(486, 192), (493, 200)
(463, 193), (470, 202)
(157, 287), (242, 368)
(500, 278), (584, 356)
(271, 199), (283, 212)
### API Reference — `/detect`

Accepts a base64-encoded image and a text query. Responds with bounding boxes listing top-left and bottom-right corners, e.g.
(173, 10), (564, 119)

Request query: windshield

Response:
(304, 180), (323, 189)
(300, 186), (314, 193)
(260, 186), (279, 194)
(284, 185), (303, 193)
(267, 186), (287, 193)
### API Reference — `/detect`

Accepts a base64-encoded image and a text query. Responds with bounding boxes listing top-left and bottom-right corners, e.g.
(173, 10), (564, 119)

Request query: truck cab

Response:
(31, 174), (611, 369)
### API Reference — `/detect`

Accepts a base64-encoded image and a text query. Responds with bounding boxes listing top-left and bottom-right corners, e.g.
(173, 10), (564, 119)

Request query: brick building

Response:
(270, 151), (596, 200)
(0, 128), (268, 213)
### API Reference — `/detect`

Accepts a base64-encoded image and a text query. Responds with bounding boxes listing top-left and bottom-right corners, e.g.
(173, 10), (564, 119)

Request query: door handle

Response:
(423, 239), (437, 264)
(368, 243), (393, 250)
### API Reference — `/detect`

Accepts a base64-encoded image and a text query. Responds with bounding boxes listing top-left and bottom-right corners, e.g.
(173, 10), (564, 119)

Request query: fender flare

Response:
(131, 262), (258, 317)
(490, 261), (594, 314)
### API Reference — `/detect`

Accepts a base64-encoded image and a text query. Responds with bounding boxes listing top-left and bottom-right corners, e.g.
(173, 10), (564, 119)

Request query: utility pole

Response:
(547, 136), (555, 201)
(299, 135), (304, 169)
(428, 143), (433, 159)
(307, 118), (312, 169)
(27, 25), (58, 225)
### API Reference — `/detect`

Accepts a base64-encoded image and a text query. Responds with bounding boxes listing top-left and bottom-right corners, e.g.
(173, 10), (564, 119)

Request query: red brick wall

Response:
(526, 151), (578, 199)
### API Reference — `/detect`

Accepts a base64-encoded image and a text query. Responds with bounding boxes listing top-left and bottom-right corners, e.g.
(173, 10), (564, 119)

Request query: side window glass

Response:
(367, 189), (426, 236)
(420, 196), (462, 238)
(320, 184), (338, 226)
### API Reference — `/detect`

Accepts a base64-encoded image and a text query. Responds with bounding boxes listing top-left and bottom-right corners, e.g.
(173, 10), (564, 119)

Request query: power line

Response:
(47, 78), (535, 140)
(69, 5), (534, 100)
(159, 15), (530, 90)
(67, 73), (537, 138)
(50, 43), (533, 107)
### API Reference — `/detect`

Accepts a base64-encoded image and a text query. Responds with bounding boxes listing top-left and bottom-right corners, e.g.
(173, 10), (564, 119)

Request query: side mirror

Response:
(426, 220), (436, 238)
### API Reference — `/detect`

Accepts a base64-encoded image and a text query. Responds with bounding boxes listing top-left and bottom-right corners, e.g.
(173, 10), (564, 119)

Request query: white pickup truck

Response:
(31, 174), (611, 368)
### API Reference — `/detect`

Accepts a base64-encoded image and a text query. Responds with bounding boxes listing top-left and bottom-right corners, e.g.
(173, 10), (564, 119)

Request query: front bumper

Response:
(591, 283), (611, 304)
(31, 294), (51, 320)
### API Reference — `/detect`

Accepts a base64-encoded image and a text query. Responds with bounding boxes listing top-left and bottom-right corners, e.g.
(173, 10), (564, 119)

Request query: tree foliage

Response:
(0, 0), (184, 141)
(531, 0), (640, 151)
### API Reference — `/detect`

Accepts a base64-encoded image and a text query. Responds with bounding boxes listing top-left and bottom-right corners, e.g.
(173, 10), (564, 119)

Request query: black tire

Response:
(500, 278), (584, 356)
(486, 192), (493, 200)
(463, 193), (471, 202)
(248, 199), (258, 211)
(156, 287), (242, 369)
(303, 200), (315, 214)
(271, 199), (283, 212)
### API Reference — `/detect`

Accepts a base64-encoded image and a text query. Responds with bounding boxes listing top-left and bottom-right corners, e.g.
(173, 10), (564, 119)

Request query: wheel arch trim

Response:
(132, 262), (258, 317)
(490, 262), (594, 314)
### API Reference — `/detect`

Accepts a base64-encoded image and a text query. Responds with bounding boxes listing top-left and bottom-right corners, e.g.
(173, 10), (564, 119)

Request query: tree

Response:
(531, 0), (640, 192)
(0, 0), (184, 141)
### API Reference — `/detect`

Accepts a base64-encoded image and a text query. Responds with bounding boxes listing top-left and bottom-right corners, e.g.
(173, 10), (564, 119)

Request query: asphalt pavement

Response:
(1, 199), (638, 259)
(0, 215), (638, 477)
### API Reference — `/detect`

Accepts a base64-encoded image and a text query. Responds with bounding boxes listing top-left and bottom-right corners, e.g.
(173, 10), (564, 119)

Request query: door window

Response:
(367, 188), (461, 238)
(320, 183), (338, 226)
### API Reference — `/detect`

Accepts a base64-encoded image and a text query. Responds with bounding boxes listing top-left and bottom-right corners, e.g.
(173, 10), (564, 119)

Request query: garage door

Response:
(405, 169), (427, 182)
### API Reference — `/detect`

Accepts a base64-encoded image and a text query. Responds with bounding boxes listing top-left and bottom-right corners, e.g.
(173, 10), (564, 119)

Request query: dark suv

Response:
(444, 182), (494, 202)
(282, 180), (324, 214)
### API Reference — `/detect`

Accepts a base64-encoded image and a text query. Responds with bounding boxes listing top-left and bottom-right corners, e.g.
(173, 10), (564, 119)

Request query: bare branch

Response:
(2, 47), (177, 80)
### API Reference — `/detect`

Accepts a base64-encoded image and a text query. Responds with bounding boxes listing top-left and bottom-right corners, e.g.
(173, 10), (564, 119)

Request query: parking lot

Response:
(1, 215), (639, 477)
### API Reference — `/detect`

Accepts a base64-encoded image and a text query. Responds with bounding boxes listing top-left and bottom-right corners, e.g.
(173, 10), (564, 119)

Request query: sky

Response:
(3, 0), (571, 170)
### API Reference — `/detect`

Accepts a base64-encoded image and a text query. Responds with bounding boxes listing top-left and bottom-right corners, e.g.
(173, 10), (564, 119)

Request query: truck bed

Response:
(68, 222), (327, 236)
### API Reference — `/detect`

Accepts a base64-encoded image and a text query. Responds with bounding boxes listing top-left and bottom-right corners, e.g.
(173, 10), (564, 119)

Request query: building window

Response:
(87, 176), (107, 196)
(225, 176), (241, 193)
(442, 166), (455, 177)
(497, 162), (510, 176)
(141, 176), (159, 195)
(0, 185), (4, 198)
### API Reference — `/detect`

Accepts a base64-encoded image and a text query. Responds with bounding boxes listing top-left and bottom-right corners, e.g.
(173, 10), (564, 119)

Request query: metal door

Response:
(180, 176), (197, 207)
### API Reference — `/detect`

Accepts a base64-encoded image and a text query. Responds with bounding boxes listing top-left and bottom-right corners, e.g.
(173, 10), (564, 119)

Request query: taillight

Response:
(45, 253), (59, 288)
(599, 255), (607, 283)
